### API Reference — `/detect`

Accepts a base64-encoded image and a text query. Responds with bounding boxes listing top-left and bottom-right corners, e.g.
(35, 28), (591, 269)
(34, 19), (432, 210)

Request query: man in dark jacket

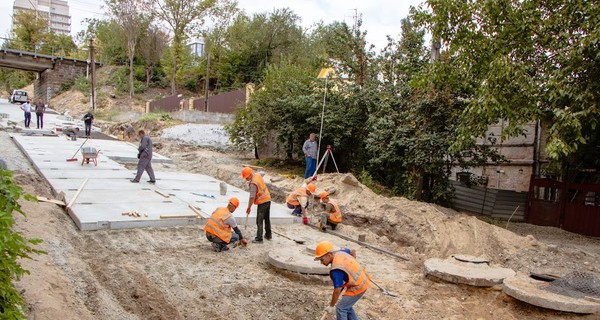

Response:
(82, 111), (94, 137)
(131, 130), (156, 183)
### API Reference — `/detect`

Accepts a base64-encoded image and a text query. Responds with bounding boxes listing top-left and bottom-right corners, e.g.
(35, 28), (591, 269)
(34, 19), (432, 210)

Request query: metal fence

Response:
(0, 37), (104, 64)
(451, 180), (527, 221)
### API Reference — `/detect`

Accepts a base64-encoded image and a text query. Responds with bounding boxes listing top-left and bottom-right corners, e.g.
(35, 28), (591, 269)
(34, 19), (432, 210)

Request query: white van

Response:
(9, 90), (28, 104)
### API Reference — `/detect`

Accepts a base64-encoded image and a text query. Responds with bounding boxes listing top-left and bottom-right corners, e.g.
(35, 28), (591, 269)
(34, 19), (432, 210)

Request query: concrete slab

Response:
(268, 247), (330, 275)
(503, 274), (600, 314)
(11, 132), (296, 231)
(424, 257), (516, 287)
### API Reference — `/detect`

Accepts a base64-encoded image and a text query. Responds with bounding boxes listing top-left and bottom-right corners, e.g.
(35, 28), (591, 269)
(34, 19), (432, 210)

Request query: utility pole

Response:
(89, 37), (96, 112)
(204, 52), (210, 112)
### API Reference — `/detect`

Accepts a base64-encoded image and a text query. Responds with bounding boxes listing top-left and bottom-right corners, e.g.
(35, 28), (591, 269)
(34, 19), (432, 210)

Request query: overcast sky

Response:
(0, 0), (425, 50)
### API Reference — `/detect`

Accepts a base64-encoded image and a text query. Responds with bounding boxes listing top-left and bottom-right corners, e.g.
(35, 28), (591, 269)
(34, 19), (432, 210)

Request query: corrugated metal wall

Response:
(451, 181), (527, 221)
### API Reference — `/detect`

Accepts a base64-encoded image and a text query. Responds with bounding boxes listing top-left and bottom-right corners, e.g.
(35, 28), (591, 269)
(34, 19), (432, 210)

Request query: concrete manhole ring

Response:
(268, 247), (329, 275)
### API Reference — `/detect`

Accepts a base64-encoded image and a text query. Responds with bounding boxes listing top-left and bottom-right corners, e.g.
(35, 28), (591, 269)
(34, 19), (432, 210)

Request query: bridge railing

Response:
(0, 37), (104, 64)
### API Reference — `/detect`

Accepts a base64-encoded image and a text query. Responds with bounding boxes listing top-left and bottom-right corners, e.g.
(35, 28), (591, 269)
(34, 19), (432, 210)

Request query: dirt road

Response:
(2, 132), (598, 319)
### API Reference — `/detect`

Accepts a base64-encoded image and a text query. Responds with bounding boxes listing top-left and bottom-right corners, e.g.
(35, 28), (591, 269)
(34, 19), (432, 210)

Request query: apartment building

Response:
(12, 0), (71, 35)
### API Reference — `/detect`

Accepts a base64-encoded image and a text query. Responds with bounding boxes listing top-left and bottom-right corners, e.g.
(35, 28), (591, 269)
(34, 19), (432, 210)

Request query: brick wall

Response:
(35, 60), (89, 103)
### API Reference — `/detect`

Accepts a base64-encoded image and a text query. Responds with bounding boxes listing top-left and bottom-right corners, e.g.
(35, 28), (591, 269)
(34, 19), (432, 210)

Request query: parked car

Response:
(9, 90), (28, 104)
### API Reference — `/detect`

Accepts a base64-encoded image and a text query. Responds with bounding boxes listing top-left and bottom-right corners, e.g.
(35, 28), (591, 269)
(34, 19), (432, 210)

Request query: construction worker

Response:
(318, 192), (342, 232)
(286, 183), (316, 225)
(204, 197), (248, 252)
(242, 167), (272, 243)
(314, 241), (368, 320)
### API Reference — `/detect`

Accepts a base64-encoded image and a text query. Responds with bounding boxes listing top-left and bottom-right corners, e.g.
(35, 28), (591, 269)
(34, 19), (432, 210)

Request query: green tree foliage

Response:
(11, 10), (48, 51)
(0, 169), (44, 318)
(413, 0), (600, 166)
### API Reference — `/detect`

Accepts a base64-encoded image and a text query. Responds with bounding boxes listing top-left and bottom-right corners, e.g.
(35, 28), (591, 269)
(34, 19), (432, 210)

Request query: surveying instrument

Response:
(312, 145), (339, 178)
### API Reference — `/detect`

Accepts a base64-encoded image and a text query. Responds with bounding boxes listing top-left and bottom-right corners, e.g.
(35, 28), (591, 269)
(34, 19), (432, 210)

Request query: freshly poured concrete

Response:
(503, 275), (600, 314)
(424, 256), (516, 287)
(12, 134), (296, 230)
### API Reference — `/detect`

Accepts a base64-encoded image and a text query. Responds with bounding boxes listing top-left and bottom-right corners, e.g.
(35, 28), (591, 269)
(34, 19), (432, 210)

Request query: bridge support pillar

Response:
(34, 60), (88, 104)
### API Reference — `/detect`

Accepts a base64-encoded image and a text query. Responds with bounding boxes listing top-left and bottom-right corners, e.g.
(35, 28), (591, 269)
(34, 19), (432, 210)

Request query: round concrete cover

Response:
(503, 275), (600, 314)
(305, 243), (316, 254)
(269, 247), (330, 275)
(424, 257), (516, 287)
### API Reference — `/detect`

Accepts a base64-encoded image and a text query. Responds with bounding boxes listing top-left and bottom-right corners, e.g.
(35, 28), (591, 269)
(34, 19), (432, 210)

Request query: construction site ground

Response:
(3, 130), (600, 319)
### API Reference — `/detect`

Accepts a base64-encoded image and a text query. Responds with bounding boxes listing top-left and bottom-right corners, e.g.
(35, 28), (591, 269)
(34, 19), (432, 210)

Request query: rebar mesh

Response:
(545, 271), (600, 299)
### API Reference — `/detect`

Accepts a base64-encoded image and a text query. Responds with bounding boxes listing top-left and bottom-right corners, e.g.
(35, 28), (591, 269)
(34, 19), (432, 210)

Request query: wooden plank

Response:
(67, 178), (89, 209)
(36, 196), (66, 206)
(154, 189), (170, 198)
(242, 164), (265, 170)
(188, 204), (207, 218)
(160, 214), (198, 219)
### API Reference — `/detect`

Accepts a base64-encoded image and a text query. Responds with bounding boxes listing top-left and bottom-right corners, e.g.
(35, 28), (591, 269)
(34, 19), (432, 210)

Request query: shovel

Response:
(272, 230), (305, 244)
(370, 279), (399, 297)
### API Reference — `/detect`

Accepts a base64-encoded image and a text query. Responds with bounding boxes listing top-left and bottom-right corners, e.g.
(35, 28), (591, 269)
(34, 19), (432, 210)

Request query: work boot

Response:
(211, 242), (220, 252)
(130, 179), (139, 183)
(252, 238), (263, 244)
(147, 180), (156, 184)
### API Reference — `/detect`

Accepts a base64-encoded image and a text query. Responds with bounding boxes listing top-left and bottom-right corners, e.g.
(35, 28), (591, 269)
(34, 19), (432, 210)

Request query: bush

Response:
(0, 169), (44, 318)
(73, 76), (91, 97)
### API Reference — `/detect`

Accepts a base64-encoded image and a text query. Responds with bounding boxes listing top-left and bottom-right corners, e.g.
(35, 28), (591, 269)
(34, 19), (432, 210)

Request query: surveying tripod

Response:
(312, 145), (339, 177)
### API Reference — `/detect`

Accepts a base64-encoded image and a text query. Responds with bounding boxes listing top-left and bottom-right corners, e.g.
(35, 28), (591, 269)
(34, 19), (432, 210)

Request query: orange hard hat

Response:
(314, 241), (334, 260)
(307, 183), (316, 193)
(228, 197), (240, 208)
(319, 191), (329, 200)
(241, 167), (253, 179)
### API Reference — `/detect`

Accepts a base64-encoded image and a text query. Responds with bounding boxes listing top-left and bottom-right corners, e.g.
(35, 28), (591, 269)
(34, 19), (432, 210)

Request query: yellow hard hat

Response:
(241, 167), (253, 179)
(314, 241), (334, 260)
(228, 197), (240, 208)
(319, 191), (329, 200)
(307, 183), (316, 193)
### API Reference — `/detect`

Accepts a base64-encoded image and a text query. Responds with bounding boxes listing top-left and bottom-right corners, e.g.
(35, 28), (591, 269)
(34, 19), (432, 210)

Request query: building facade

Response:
(12, 0), (71, 35)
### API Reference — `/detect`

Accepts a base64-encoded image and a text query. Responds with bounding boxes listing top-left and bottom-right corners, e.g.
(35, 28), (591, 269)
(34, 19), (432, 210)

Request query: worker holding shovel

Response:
(315, 241), (369, 320)
(242, 167), (272, 243)
(204, 197), (248, 252)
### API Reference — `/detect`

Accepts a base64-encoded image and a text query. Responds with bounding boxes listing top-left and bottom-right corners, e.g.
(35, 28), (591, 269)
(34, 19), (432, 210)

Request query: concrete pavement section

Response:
(503, 274), (600, 314)
(424, 256), (516, 287)
(11, 134), (297, 231)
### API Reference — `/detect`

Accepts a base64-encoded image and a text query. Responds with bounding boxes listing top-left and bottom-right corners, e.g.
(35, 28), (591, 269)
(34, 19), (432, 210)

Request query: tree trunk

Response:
(128, 40), (135, 99)
(171, 43), (178, 96)
(146, 65), (153, 87)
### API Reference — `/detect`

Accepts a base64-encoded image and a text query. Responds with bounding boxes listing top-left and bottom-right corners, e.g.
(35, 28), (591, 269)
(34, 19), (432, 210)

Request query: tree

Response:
(106, 0), (150, 98)
(412, 0), (600, 170)
(148, 0), (217, 95)
(78, 18), (128, 65)
(138, 25), (168, 86)
(11, 10), (48, 51)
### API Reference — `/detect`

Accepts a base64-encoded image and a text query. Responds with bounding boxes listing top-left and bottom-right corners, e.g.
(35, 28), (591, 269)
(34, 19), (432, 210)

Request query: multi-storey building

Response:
(12, 0), (71, 35)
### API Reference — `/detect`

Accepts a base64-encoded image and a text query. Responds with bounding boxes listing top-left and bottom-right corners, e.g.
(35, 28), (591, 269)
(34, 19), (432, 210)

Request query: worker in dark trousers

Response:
(131, 130), (156, 183)
(82, 111), (94, 137)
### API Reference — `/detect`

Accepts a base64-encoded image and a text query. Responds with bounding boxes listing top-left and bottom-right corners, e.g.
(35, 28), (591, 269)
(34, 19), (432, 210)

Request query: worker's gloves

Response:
(324, 306), (336, 314)
(303, 216), (309, 225)
(240, 238), (248, 246)
(246, 207), (251, 215)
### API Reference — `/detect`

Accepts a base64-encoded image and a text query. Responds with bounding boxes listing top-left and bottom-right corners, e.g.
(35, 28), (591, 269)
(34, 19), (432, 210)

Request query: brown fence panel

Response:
(526, 178), (562, 227)
(562, 183), (600, 236)
(191, 89), (245, 114)
(148, 95), (184, 113)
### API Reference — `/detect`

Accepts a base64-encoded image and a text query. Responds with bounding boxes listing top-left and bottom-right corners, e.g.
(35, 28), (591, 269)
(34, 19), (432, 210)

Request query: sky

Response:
(0, 0), (426, 50)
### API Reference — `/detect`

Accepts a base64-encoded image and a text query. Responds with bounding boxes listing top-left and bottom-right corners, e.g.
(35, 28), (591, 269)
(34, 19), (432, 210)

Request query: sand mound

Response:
(268, 173), (533, 260)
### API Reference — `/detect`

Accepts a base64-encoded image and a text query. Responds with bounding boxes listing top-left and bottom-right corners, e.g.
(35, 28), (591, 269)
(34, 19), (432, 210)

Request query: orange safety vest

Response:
(203, 207), (233, 242)
(331, 251), (370, 296)
(249, 174), (271, 205)
(287, 187), (308, 206)
(328, 200), (342, 224)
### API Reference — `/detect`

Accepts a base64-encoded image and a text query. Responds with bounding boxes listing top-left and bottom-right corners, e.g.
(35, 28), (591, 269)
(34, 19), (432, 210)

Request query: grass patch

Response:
(138, 112), (174, 122)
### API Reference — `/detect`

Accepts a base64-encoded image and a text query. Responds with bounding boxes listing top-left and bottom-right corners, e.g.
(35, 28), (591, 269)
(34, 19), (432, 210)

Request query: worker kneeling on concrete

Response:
(286, 183), (316, 224)
(318, 192), (342, 232)
(315, 241), (368, 320)
(204, 197), (248, 252)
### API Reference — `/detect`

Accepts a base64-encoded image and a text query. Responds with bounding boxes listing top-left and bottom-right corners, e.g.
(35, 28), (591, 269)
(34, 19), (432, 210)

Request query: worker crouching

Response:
(318, 192), (342, 232)
(315, 241), (369, 320)
(204, 197), (248, 252)
(286, 183), (316, 225)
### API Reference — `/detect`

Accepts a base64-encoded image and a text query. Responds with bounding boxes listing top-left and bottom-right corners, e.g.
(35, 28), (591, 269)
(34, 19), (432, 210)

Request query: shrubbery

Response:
(0, 169), (44, 319)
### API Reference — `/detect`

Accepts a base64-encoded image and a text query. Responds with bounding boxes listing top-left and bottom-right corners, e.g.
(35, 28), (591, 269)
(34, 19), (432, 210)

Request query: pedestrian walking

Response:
(303, 133), (318, 178)
(20, 100), (32, 128)
(131, 130), (156, 183)
(35, 100), (45, 129)
(82, 111), (94, 137)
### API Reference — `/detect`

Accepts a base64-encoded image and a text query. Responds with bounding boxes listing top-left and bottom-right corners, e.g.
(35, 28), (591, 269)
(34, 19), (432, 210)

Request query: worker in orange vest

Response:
(242, 167), (272, 243)
(204, 197), (248, 252)
(318, 191), (342, 232)
(286, 183), (316, 225)
(315, 241), (369, 320)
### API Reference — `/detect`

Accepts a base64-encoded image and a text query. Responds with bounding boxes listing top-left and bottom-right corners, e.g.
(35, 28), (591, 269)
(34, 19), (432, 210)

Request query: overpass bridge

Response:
(0, 38), (102, 103)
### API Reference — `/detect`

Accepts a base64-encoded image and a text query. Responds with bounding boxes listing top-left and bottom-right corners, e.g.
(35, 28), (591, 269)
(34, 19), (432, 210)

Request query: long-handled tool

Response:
(370, 279), (399, 297)
(272, 230), (305, 244)
(66, 138), (89, 162)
